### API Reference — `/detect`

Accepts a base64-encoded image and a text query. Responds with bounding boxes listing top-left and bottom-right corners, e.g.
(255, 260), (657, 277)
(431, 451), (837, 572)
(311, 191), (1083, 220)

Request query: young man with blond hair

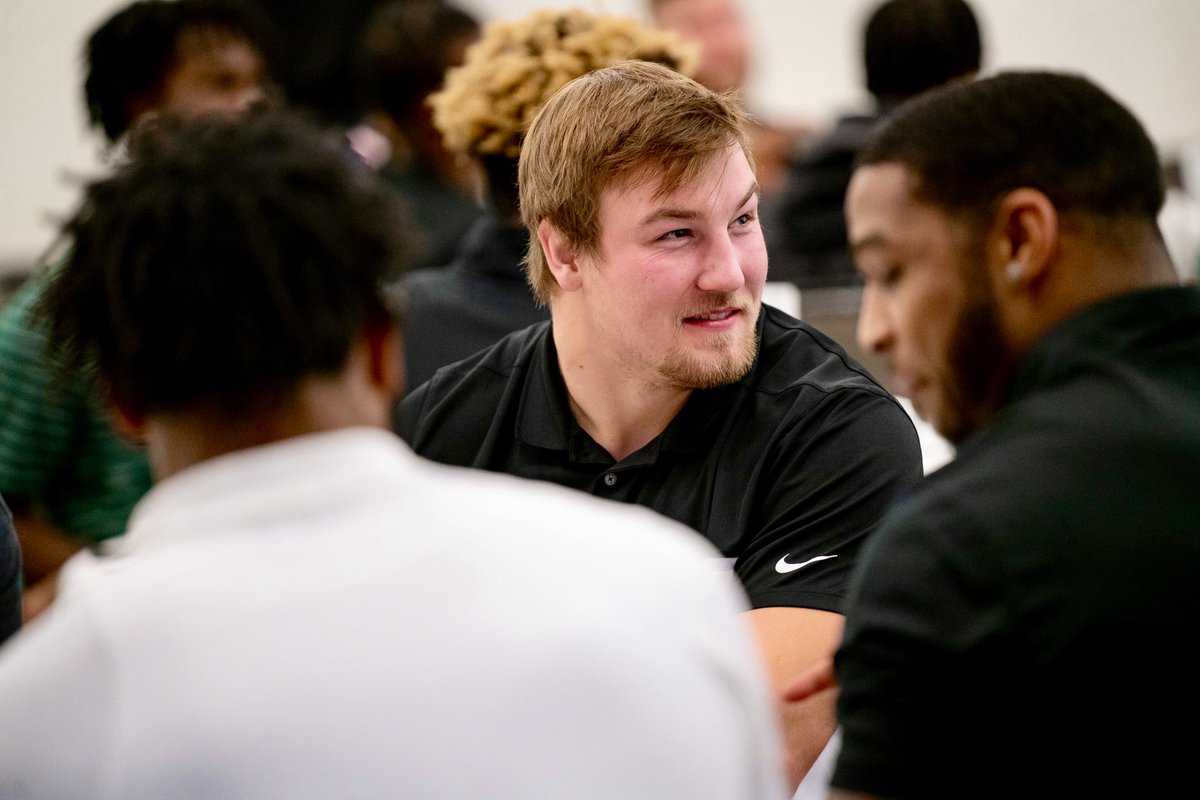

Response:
(400, 59), (922, 791)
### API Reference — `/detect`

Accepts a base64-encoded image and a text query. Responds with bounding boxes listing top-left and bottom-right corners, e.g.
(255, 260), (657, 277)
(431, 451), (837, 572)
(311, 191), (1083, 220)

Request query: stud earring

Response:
(1005, 260), (1023, 283)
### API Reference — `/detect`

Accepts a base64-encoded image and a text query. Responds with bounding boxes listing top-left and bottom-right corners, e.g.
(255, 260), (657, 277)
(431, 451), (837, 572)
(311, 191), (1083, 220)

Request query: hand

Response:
(21, 571), (59, 623)
(782, 656), (837, 703)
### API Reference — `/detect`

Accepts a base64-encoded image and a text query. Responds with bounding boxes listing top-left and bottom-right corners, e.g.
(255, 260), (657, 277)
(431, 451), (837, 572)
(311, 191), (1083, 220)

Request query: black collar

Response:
(513, 312), (764, 462)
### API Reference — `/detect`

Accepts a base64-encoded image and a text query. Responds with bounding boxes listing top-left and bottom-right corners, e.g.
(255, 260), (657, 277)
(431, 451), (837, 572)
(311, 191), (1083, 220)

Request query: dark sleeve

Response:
(393, 341), (530, 468)
(393, 369), (499, 466)
(394, 378), (427, 443)
(735, 389), (923, 611)
(0, 493), (22, 646)
(830, 494), (1010, 797)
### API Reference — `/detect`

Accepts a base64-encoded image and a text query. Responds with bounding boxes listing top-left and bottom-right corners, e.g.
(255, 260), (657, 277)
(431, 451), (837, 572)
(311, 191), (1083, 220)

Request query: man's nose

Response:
(856, 285), (892, 354)
(697, 233), (747, 294)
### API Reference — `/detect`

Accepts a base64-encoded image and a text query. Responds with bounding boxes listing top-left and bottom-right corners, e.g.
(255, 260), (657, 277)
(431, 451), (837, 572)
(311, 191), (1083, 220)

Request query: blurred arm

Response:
(782, 655), (837, 703)
(11, 505), (82, 622)
(746, 606), (842, 792)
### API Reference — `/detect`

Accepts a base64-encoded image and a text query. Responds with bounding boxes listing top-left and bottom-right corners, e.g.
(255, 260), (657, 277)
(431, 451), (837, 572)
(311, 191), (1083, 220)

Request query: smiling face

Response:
(563, 144), (766, 390)
(847, 162), (1012, 444)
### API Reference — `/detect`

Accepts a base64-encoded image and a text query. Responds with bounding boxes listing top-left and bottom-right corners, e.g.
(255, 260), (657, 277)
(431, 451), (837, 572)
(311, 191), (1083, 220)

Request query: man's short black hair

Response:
(863, 0), (982, 103)
(39, 108), (411, 415)
(355, 0), (480, 123)
(857, 70), (1165, 224)
(84, 0), (276, 142)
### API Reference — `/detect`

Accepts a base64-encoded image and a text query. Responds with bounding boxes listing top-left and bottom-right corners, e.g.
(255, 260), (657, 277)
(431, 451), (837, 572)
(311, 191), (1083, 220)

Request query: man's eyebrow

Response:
(640, 206), (700, 226)
(637, 183), (761, 227)
(737, 184), (760, 212)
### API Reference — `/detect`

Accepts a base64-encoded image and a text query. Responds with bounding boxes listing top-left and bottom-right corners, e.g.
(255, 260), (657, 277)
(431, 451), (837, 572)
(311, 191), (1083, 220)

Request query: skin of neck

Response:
(550, 299), (691, 463)
(123, 329), (402, 481)
(997, 213), (1179, 360)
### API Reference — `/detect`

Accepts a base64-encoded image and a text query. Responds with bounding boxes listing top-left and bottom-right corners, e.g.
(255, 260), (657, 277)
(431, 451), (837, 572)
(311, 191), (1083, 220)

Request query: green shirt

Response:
(0, 268), (151, 545)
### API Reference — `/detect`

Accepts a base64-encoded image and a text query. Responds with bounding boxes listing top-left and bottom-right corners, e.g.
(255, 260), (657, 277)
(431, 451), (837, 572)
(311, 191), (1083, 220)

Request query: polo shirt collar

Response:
(1011, 285), (1200, 402)
(109, 427), (412, 556)
(514, 312), (761, 459)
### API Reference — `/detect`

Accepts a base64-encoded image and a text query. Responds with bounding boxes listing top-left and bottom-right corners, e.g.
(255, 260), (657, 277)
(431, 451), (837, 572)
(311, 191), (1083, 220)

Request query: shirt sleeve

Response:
(0, 275), (83, 503)
(734, 389), (923, 611)
(830, 493), (1009, 796)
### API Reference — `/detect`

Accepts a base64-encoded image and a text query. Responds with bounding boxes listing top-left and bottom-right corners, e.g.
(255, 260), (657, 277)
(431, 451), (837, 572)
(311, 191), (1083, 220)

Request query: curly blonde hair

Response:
(429, 8), (698, 160)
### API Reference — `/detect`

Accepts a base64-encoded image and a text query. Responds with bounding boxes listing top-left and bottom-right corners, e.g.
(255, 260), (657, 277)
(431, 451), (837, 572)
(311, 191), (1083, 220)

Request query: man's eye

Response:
(880, 264), (903, 286)
(734, 212), (754, 226)
(659, 228), (691, 241)
(858, 263), (902, 287)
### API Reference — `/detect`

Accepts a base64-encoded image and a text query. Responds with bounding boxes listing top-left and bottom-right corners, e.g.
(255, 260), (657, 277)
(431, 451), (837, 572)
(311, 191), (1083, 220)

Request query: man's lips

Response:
(684, 307), (739, 323)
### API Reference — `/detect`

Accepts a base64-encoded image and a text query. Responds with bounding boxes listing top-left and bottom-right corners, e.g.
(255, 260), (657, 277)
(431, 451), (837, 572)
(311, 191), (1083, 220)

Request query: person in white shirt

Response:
(0, 109), (788, 800)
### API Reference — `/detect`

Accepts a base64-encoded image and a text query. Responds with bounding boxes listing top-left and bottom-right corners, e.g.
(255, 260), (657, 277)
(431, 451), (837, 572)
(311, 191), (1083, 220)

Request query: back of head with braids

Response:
(38, 109), (411, 417)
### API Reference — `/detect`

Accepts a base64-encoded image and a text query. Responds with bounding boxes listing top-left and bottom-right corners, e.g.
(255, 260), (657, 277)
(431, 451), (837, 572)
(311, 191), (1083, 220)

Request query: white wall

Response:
(4, 0), (1200, 270)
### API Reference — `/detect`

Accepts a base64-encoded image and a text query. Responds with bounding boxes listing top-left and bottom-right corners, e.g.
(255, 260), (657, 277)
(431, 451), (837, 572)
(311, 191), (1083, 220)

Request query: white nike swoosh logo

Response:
(775, 554), (838, 574)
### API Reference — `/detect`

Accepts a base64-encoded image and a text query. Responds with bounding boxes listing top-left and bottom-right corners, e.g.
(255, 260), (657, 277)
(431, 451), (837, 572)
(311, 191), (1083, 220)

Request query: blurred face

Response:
(847, 163), (1011, 444)
(157, 28), (268, 120)
(653, 0), (749, 93)
(571, 144), (766, 390)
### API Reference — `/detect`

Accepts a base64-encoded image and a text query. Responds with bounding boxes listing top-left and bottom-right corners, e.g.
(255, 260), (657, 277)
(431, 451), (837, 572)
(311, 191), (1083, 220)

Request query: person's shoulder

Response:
(789, 113), (878, 170)
(0, 268), (49, 341)
(872, 419), (1043, 554)
(419, 321), (546, 392)
(399, 264), (455, 293)
(398, 320), (549, 434)
(408, 456), (731, 587)
(752, 304), (894, 400)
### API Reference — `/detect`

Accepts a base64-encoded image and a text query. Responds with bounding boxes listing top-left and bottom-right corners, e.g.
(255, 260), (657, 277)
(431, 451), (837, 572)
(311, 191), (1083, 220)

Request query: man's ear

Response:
(365, 313), (403, 399)
(990, 187), (1058, 295)
(537, 219), (583, 292)
(108, 393), (147, 447)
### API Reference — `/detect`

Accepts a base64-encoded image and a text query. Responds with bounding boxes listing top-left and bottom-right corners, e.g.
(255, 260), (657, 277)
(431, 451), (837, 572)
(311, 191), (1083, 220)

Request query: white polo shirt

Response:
(0, 427), (787, 800)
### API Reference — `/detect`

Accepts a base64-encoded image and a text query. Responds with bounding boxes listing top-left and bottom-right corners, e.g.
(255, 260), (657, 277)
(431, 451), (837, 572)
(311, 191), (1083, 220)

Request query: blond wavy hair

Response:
(519, 59), (752, 305)
(429, 8), (698, 160)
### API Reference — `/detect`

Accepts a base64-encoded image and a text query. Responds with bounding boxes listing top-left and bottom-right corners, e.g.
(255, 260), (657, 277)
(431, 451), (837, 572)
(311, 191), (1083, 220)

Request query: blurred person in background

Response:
(243, 0), (377, 126)
(648, 0), (813, 197)
(767, 0), (982, 290)
(398, 7), (699, 392)
(348, 0), (485, 272)
(0, 0), (274, 621)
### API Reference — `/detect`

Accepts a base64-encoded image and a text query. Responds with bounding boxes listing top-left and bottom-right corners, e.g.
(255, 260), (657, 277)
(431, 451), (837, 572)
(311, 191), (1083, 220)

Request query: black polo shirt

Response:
(399, 214), (547, 393)
(398, 304), (922, 610)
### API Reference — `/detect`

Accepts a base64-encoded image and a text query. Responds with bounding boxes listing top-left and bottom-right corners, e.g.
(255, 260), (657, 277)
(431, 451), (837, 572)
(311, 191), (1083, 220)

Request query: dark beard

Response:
(940, 275), (1015, 446)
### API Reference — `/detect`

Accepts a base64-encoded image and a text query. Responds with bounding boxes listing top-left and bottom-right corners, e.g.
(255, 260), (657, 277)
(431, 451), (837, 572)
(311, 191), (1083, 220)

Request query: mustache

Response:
(681, 293), (755, 318)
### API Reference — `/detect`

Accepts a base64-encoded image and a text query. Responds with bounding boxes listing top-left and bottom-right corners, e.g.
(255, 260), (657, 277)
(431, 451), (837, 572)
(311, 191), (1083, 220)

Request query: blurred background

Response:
(4, 0), (1200, 275)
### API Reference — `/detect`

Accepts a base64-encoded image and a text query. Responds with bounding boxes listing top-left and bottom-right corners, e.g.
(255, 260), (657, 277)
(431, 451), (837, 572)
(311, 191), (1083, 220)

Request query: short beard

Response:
(657, 324), (759, 390)
(939, 252), (1016, 445)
